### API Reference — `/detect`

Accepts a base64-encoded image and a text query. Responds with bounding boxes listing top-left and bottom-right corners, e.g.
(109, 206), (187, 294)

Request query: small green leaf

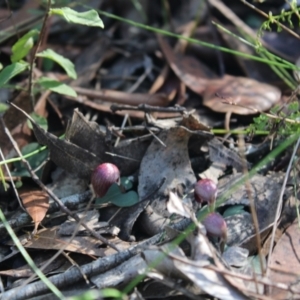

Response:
(69, 288), (123, 300)
(37, 77), (77, 97)
(15, 180), (23, 189)
(100, 288), (124, 298)
(95, 182), (139, 207)
(11, 29), (39, 63)
(121, 176), (133, 190)
(36, 49), (77, 79)
(0, 103), (9, 113)
(223, 205), (246, 218)
(95, 183), (122, 205)
(27, 112), (48, 131)
(12, 143), (49, 178)
(111, 191), (139, 207)
(50, 7), (104, 28)
(0, 62), (29, 87)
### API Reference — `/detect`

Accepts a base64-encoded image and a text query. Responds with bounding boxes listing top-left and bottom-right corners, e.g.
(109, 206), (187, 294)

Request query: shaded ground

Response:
(0, 0), (300, 299)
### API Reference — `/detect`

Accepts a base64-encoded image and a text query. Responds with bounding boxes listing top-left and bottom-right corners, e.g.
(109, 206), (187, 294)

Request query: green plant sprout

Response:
(258, 1), (300, 38)
(249, 101), (300, 138)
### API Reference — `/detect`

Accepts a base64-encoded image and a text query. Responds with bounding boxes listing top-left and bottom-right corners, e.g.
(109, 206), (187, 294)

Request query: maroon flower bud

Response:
(194, 179), (217, 212)
(91, 163), (120, 197)
(202, 212), (227, 242)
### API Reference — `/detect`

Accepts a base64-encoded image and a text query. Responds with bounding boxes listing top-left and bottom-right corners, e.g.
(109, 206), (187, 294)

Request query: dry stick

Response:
(62, 252), (90, 284)
(238, 135), (265, 280)
(146, 127), (166, 147)
(105, 152), (140, 162)
(28, 0), (51, 109)
(114, 113), (128, 147)
(65, 96), (183, 119)
(0, 118), (120, 253)
(72, 86), (168, 107)
(209, 0), (257, 38)
(266, 137), (300, 274)
(111, 103), (187, 113)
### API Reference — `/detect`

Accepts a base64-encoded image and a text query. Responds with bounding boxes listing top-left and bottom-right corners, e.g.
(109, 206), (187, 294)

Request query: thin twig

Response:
(146, 127), (166, 147)
(111, 103), (186, 113)
(105, 152), (140, 162)
(28, 0), (51, 109)
(238, 135), (265, 277)
(114, 114), (128, 147)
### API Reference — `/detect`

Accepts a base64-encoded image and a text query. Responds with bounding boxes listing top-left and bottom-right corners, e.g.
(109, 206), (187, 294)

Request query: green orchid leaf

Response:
(96, 183), (139, 207)
(223, 205), (247, 218)
(110, 191), (139, 207)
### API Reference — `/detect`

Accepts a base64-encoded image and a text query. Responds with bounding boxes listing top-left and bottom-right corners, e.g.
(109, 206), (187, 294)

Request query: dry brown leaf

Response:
(20, 190), (49, 235)
(268, 221), (300, 299)
(158, 35), (217, 94)
(203, 75), (281, 115)
(14, 227), (135, 257)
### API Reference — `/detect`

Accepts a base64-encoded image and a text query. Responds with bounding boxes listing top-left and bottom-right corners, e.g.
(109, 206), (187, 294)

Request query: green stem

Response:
(0, 145), (47, 166)
(95, 9), (296, 70)
(212, 129), (269, 135)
